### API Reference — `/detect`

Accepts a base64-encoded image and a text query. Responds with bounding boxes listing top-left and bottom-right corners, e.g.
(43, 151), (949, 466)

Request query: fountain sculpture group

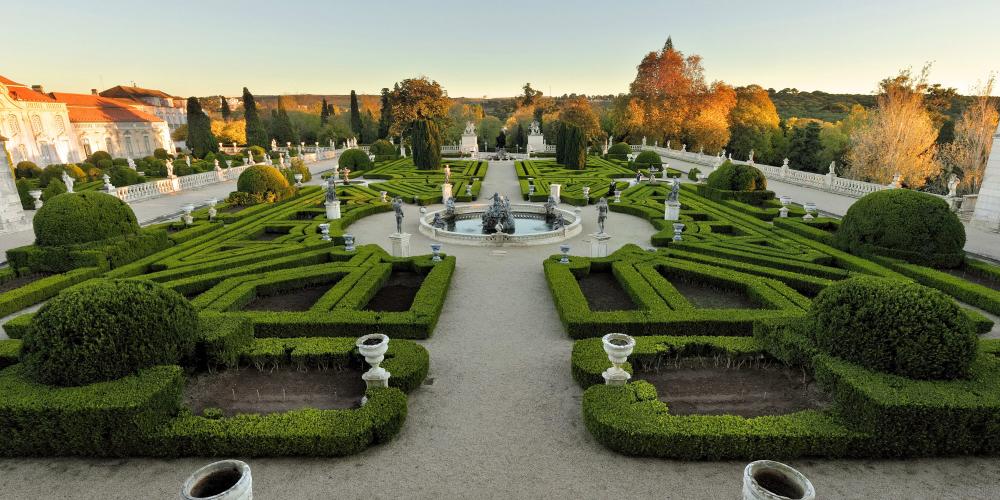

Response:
(481, 193), (517, 234)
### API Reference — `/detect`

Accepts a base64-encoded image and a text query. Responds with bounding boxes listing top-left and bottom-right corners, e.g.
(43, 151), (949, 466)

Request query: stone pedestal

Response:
(460, 134), (477, 154)
(590, 233), (611, 258)
(664, 200), (681, 221)
(441, 183), (453, 201)
(528, 133), (544, 154)
(0, 141), (29, 234)
(325, 200), (341, 219)
(389, 232), (411, 257)
(972, 122), (1000, 229)
(550, 184), (561, 204)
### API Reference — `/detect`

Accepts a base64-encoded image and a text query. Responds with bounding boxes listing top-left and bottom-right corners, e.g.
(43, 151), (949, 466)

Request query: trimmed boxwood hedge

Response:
(834, 189), (966, 268)
(33, 191), (140, 247)
(809, 276), (977, 380)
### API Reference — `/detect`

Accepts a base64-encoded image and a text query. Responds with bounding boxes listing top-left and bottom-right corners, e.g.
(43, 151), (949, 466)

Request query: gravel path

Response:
(2, 161), (999, 499)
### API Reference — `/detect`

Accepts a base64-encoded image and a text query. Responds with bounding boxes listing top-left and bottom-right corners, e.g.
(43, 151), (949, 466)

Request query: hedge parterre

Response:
(0, 177), (452, 457)
(557, 175), (1000, 459)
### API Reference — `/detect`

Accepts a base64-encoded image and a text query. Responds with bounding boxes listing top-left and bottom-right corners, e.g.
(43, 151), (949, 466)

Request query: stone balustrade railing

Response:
(642, 145), (898, 199)
(112, 149), (338, 204)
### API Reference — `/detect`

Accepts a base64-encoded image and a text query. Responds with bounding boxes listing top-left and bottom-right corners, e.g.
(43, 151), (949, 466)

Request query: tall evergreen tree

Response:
(242, 87), (269, 149)
(787, 122), (823, 172)
(185, 97), (218, 158)
(555, 122), (567, 164)
(377, 88), (393, 139)
(320, 98), (330, 126)
(220, 96), (231, 121)
(349, 90), (362, 138)
(272, 101), (298, 145)
(562, 124), (587, 170)
(663, 35), (674, 52)
(411, 119), (441, 170)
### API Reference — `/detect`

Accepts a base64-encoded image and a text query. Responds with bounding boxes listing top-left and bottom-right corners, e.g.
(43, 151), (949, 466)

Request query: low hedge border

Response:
(571, 335), (763, 388)
(240, 337), (429, 393)
(6, 230), (171, 275)
(0, 266), (105, 318)
(582, 381), (868, 460)
(873, 256), (1000, 318)
(0, 339), (21, 368)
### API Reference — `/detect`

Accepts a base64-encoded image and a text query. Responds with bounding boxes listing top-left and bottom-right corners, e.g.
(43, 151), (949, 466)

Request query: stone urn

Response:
(180, 460), (252, 500)
(28, 189), (43, 209)
(318, 223), (331, 241)
(343, 233), (356, 252)
(357, 333), (391, 393)
(601, 333), (635, 385)
(559, 244), (571, 264)
(742, 460), (815, 500)
(181, 204), (195, 226)
(294, 173), (303, 187)
(206, 199), (218, 221)
(430, 243), (442, 262)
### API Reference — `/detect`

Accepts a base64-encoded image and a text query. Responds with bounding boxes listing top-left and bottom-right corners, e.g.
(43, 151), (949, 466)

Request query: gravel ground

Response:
(2, 161), (999, 499)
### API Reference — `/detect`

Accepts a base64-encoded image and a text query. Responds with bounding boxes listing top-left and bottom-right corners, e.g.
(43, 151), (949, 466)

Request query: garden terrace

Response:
(515, 157), (636, 205)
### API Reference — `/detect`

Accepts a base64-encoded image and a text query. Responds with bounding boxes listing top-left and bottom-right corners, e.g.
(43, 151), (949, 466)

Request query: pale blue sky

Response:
(3, 0), (998, 98)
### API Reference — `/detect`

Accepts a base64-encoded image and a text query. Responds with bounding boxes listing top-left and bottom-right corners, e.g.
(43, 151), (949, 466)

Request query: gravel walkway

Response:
(2, 161), (999, 499)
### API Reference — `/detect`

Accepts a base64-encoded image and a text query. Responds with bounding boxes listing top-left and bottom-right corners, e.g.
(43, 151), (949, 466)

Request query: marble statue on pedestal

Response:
(392, 196), (404, 234)
(597, 197), (608, 234)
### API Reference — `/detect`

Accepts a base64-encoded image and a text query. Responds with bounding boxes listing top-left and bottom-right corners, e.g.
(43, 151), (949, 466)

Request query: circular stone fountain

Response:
(419, 193), (582, 246)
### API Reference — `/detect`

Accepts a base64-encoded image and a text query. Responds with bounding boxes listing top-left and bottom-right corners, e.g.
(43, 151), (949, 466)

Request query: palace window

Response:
(30, 115), (42, 134)
(125, 135), (135, 157)
(82, 138), (93, 157)
(143, 135), (151, 154)
(105, 137), (114, 154)
(6, 115), (18, 136)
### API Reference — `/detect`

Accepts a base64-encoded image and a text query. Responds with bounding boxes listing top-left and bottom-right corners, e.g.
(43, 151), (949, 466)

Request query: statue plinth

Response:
(527, 133), (544, 155)
(389, 232), (411, 257)
(325, 200), (341, 220)
(664, 200), (681, 221)
(590, 232), (611, 258)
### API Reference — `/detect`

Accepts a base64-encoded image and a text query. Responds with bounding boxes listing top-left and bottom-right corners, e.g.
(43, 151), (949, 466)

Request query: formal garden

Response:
(0, 158), (454, 457)
(2, 146), (1000, 498)
(548, 161), (1000, 462)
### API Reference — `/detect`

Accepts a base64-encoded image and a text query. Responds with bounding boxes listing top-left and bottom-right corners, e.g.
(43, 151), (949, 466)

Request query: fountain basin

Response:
(419, 203), (582, 246)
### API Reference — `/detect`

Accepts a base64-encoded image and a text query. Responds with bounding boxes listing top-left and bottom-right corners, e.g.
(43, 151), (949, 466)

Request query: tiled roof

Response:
(48, 93), (165, 123)
(99, 85), (176, 100)
(0, 75), (57, 103)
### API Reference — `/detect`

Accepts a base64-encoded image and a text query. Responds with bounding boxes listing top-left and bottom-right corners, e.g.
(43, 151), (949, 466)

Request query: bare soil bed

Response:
(576, 271), (637, 311)
(668, 278), (759, 309)
(0, 273), (52, 294)
(638, 358), (829, 417)
(184, 366), (366, 416)
(244, 283), (336, 311)
(364, 271), (424, 312)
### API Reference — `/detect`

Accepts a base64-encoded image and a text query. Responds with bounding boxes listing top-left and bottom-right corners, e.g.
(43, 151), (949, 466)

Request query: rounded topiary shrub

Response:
(705, 161), (767, 191)
(33, 191), (139, 246)
(339, 148), (372, 169)
(370, 139), (397, 157)
(231, 165), (293, 205)
(608, 142), (631, 156)
(634, 150), (661, 167)
(809, 276), (977, 380)
(20, 279), (199, 387)
(86, 151), (112, 165)
(14, 161), (41, 179)
(834, 189), (965, 268)
(39, 163), (86, 188)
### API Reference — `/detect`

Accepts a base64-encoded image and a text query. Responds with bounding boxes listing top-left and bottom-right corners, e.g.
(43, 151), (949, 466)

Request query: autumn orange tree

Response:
(388, 77), (451, 136)
(938, 76), (998, 194)
(726, 85), (782, 163)
(847, 67), (941, 188)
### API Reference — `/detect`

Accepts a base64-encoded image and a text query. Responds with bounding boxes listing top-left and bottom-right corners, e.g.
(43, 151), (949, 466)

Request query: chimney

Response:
(31, 84), (44, 93)
(91, 89), (98, 95)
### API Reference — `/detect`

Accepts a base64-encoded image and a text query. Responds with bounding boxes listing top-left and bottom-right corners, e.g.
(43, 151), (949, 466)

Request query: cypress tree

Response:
(243, 87), (269, 149)
(377, 88), (393, 139)
(555, 122), (566, 164)
(563, 124), (586, 170)
(411, 119), (441, 170)
(220, 96), (231, 121)
(185, 97), (218, 158)
(349, 90), (362, 138)
(273, 101), (297, 145)
(320, 98), (330, 126)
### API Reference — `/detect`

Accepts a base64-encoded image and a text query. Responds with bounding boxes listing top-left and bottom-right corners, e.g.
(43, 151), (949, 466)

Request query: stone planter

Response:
(601, 333), (635, 386)
(180, 460), (252, 500)
(357, 333), (391, 392)
(742, 460), (815, 500)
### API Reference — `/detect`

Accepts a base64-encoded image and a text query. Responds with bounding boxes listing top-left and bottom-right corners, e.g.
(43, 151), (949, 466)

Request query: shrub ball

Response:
(237, 164), (290, 195)
(809, 276), (977, 380)
(705, 161), (767, 191)
(634, 150), (662, 166)
(607, 142), (632, 156)
(369, 139), (397, 157)
(834, 189), (965, 268)
(338, 148), (373, 169)
(33, 191), (140, 246)
(20, 279), (199, 386)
